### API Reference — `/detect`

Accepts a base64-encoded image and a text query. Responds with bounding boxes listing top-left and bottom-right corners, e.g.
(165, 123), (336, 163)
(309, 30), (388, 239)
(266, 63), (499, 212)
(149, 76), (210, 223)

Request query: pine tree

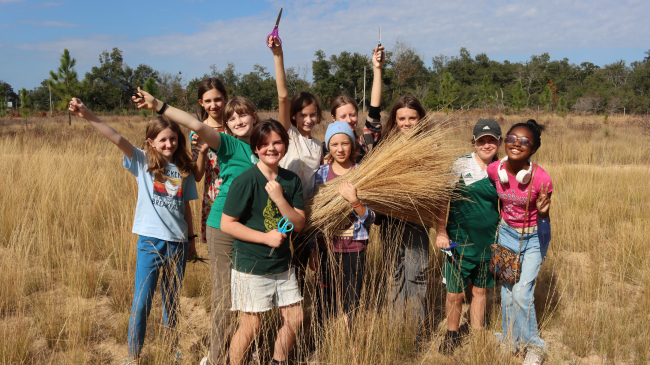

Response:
(557, 95), (568, 116)
(480, 75), (492, 109)
(539, 85), (551, 111)
(19, 88), (31, 119)
(48, 49), (80, 125)
(512, 81), (525, 112)
(440, 72), (458, 113)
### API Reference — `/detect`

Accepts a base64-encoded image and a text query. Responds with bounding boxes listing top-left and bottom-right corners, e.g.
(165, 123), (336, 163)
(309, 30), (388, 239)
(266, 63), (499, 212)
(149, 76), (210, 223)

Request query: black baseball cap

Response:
(473, 119), (502, 140)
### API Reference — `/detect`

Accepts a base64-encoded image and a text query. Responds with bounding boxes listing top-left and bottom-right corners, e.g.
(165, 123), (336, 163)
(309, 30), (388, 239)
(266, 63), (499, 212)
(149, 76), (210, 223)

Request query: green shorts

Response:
(442, 254), (494, 294)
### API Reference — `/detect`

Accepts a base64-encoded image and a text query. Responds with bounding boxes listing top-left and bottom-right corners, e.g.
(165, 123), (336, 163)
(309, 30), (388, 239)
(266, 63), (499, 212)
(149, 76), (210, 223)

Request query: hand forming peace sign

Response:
(536, 183), (551, 218)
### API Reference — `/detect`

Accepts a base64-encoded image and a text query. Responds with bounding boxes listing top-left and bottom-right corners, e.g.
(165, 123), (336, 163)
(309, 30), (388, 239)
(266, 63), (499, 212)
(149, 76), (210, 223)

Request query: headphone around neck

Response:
(497, 156), (533, 184)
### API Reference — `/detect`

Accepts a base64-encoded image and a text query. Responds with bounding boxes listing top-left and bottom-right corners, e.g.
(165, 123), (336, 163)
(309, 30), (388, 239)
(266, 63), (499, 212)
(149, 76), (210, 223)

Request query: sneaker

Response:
(438, 330), (460, 355)
(199, 356), (209, 365)
(123, 358), (137, 365)
(523, 349), (544, 365)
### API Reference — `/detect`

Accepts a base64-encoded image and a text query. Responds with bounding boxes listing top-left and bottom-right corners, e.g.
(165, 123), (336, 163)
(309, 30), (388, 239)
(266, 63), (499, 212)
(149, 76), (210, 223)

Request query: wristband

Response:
(156, 102), (168, 115)
(351, 200), (363, 209)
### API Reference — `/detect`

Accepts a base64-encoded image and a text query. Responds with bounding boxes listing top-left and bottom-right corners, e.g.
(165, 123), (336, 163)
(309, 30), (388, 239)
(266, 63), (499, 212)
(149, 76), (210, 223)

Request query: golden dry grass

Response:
(0, 110), (648, 364)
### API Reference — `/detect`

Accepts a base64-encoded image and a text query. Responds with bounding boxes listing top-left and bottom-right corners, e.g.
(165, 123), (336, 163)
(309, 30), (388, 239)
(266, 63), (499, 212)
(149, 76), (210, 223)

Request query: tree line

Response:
(3, 41), (650, 118)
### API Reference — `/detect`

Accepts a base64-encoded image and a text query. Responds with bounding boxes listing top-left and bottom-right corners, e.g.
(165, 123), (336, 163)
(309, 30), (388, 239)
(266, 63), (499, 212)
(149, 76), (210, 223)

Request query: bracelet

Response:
(156, 102), (168, 115)
(351, 200), (363, 209)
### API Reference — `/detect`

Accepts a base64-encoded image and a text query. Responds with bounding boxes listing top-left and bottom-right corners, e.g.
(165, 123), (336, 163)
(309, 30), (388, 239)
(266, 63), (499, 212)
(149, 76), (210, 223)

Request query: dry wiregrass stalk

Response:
(306, 112), (467, 235)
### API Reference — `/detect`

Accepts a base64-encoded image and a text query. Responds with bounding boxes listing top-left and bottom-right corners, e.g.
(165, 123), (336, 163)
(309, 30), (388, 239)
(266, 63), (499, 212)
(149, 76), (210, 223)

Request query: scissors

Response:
(441, 241), (474, 256)
(187, 255), (209, 265)
(101, 75), (142, 103)
(266, 8), (283, 48)
(269, 216), (293, 256)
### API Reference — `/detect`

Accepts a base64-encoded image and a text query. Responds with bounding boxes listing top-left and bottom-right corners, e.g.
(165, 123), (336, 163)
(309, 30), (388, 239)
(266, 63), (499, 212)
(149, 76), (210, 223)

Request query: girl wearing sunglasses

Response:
(486, 119), (553, 365)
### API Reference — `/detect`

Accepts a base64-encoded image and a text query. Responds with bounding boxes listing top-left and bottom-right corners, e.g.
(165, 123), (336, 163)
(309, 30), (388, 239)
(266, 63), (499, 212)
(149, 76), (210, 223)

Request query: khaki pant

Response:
(206, 226), (235, 365)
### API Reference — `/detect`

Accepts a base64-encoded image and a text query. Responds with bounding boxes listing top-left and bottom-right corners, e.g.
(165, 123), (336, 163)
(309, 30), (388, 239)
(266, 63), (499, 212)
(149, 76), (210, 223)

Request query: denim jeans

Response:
(128, 236), (188, 357)
(389, 224), (429, 329)
(497, 220), (547, 351)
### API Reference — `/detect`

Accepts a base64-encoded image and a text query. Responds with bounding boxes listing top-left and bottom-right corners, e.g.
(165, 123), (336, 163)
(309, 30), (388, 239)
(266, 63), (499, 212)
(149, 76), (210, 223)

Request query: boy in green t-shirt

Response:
(221, 120), (306, 365)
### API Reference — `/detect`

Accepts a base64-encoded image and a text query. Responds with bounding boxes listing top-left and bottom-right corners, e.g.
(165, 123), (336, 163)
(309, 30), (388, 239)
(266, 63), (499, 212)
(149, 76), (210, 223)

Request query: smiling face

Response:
(395, 107), (420, 132)
(294, 102), (319, 136)
(332, 104), (358, 131)
(474, 135), (501, 161)
(505, 126), (536, 161)
(227, 111), (257, 137)
(328, 133), (353, 165)
(147, 128), (178, 162)
(255, 131), (287, 167)
(199, 88), (226, 121)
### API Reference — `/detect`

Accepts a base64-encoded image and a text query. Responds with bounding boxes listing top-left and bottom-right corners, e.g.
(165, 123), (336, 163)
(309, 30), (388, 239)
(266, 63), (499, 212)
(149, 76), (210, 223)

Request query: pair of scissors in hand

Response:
(101, 75), (142, 103)
(441, 241), (474, 256)
(267, 8), (283, 48)
(269, 216), (293, 257)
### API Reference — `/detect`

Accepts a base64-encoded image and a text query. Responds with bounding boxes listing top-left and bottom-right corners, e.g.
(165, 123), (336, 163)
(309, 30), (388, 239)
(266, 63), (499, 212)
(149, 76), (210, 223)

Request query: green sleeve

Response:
(223, 174), (253, 218)
(213, 132), (233, 158)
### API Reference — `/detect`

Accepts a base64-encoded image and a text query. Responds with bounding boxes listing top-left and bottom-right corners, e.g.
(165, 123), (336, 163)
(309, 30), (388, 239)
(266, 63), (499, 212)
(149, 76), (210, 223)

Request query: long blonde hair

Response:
(143, 116), (193, 181)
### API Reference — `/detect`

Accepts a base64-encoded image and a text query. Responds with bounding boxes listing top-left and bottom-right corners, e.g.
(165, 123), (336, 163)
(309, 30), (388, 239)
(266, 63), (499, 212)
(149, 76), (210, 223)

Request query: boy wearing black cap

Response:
(436, 119), (502, 354)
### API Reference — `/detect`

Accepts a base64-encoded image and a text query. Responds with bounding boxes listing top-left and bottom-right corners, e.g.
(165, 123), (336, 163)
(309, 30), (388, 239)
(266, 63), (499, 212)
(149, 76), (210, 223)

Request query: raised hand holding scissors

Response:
(269, 217), (293, 257)
(266, 8), (283, 48)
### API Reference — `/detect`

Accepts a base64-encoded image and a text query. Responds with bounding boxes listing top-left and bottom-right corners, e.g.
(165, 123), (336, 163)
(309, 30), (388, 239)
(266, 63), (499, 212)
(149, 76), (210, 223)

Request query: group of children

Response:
(69, 31), (553, 365)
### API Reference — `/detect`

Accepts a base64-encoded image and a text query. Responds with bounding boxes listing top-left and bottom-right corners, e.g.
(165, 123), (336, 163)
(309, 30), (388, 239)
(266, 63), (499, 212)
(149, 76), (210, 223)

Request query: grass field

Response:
(0, 110), (648, 364)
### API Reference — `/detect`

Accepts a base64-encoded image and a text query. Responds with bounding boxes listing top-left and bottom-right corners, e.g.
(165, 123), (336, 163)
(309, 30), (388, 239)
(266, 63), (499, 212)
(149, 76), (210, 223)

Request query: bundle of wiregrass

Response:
(306, 113), (467, 235)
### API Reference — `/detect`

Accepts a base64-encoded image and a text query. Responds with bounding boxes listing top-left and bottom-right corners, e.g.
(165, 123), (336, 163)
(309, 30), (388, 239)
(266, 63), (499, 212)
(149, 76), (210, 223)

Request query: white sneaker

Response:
(199, 356), (208, 365)
(523, 349), (544, 365)
(123, 358), (137, 365)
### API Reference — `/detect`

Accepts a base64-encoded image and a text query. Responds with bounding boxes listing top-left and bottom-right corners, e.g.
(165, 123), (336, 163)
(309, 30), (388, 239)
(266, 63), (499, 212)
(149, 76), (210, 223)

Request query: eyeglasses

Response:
(505, 135), (532, 147)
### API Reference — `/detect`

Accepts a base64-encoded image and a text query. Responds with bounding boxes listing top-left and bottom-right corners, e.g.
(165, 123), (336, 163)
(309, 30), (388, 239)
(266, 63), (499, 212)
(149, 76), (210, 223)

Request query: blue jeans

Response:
(128, 236), (188, 357)
(497, 220), (547, 351)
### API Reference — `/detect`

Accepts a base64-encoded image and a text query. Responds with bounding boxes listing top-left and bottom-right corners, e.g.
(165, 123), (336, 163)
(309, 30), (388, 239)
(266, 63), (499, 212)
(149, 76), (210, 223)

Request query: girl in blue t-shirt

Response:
(68, 98), (198, 363)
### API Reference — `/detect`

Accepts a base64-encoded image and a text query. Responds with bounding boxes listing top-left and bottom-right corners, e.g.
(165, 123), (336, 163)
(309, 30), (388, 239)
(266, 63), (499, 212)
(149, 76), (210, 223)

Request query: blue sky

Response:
(2, 0), (649, 91)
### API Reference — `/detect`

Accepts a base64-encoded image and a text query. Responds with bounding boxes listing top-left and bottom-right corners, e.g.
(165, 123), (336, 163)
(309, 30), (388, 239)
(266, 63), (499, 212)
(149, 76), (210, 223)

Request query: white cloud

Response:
(21, 20), (80, 27)
(8, 0), (650, 81)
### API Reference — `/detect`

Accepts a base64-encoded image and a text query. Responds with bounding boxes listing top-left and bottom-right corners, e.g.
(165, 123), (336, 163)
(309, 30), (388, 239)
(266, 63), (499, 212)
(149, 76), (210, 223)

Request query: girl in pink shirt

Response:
(486, 119), (552, 365)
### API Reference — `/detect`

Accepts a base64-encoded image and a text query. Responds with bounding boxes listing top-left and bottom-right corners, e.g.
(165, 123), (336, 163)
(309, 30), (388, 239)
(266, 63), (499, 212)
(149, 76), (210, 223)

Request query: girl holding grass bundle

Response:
(435, 119), (502, 355)
(134, 91), (261, 365)
(326, 45), (385, 163)
(374, 95), (430, 337)
(221, 120), (305, 365)
(308, 121), (376, 333)
(486, 119), (552, 365)
(68, 98), (198, 363)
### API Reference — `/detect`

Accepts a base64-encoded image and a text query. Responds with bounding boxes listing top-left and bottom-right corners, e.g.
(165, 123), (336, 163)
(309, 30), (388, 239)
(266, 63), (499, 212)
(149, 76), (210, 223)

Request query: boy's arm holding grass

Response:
(134, 88), (223, 152)
(68, 98), (134, 160)
(269, 35), (291, 131)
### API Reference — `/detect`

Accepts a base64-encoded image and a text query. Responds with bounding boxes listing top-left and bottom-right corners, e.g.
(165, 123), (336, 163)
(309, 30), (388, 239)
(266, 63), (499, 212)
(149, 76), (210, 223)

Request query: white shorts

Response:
(231, 268), (303, 313)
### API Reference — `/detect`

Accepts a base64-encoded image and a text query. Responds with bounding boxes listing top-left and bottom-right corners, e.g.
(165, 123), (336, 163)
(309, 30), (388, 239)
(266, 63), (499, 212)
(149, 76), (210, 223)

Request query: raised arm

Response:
(68, 98), (134, 159)
(370, 45), (385, 108)
(133, 88), (222, 152)
(269, 35), (291, 130)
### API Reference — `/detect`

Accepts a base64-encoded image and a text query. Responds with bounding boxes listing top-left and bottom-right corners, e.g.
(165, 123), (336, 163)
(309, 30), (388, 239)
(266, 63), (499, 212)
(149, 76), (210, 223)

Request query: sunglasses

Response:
(505, 135), (532, 147)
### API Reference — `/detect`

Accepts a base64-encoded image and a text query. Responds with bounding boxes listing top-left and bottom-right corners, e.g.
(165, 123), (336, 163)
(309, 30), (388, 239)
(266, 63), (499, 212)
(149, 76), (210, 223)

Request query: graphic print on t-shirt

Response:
(152, 169), (184, 212)
(262, 195), (282, 232)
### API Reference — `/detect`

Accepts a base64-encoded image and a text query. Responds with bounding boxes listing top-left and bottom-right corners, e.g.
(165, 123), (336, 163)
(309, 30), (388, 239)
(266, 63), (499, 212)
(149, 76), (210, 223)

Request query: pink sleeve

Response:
(533, 167), (553, 193)
(486, 161), (499, 182)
